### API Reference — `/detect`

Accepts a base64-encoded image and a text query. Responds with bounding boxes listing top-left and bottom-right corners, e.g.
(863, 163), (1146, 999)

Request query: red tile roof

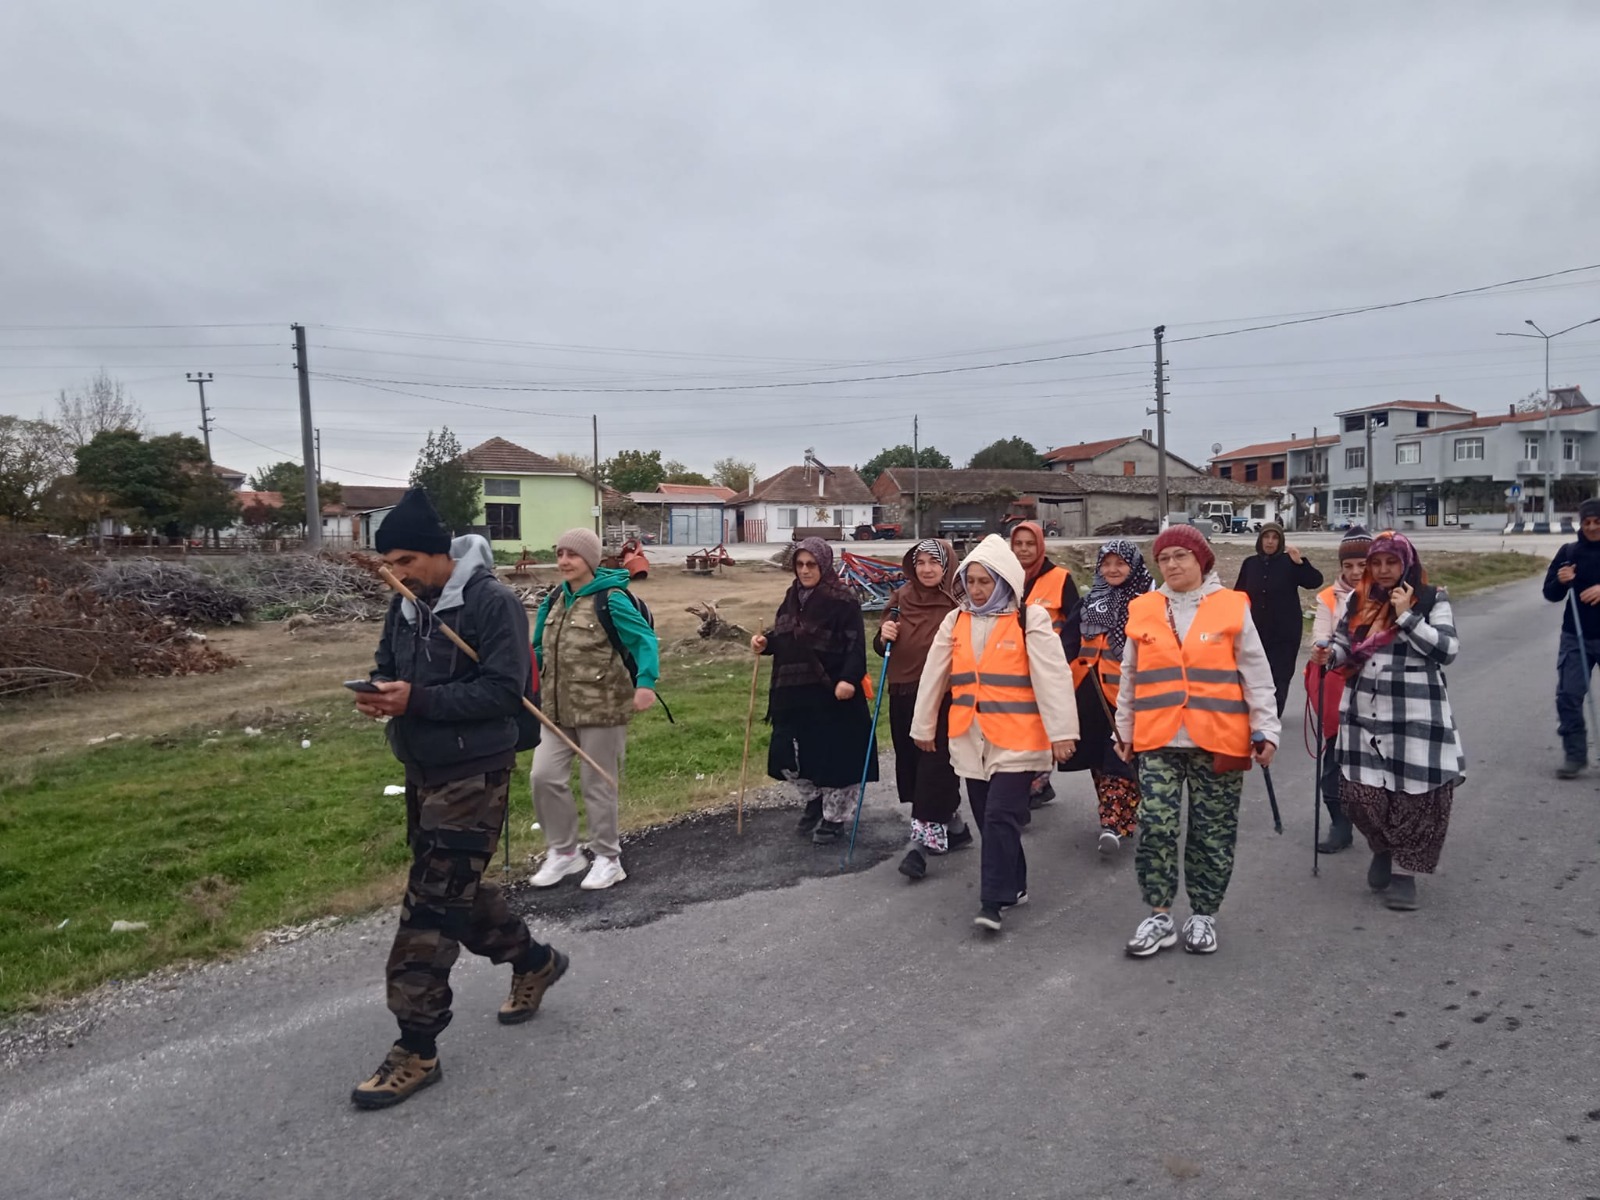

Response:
(1334, 398), (1473, 416)
(1042, 436), (1141, 464)
(237, 490), (283, 508)
(458, 437), (573, 475)
(658, 482), (736, 500)
(732, 464), (876, 506)
(1212, 434), (1338, 462)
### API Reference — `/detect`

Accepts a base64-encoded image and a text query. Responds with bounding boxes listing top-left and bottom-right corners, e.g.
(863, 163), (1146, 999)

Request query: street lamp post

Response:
(1498, 317), (1600, 529)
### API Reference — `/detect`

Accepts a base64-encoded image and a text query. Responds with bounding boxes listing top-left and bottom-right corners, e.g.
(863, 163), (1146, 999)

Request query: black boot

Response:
(795, 795), (823, 835)
(811, 818), (844, 845)
(1317, 816), (1354, 854)
(898, 847), (927, 880)
(1367, 851), (1392, 891)
(1384, 874), (1418, 910)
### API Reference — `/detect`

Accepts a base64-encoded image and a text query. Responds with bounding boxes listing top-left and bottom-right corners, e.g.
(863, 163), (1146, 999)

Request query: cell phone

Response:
(344, 680), (381, 694)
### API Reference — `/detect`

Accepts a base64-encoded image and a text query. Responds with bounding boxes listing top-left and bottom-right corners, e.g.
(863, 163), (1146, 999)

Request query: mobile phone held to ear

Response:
(344, 680), (381, 694)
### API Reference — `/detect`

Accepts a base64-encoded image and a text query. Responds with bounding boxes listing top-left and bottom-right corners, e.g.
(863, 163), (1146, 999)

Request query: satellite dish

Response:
(1211, 442), (1223, 455)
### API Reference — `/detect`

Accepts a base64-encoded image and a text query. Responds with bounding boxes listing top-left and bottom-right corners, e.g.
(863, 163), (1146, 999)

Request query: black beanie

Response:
(1581, 498), (1600, 523)
(375, 487), (452, 555)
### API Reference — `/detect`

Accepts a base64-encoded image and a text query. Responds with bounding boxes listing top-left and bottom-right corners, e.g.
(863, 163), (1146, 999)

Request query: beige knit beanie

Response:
(556, 527), (602, 570)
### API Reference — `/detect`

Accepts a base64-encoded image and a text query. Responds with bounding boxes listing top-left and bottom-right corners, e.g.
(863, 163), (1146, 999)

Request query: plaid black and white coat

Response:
(1328, 589), (1464, 793)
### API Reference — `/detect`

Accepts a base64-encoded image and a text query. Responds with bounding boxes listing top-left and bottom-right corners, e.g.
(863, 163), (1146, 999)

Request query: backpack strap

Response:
(593, 589), (673, 723)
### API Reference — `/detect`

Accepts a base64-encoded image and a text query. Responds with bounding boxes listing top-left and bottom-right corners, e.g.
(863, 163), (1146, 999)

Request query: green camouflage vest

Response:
(544, 588), (636, 727)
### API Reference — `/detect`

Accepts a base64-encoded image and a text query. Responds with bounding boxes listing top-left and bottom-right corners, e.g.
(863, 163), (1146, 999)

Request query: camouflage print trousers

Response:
(387, 770), (536, 1040)
(1135, 749), (1244, 916)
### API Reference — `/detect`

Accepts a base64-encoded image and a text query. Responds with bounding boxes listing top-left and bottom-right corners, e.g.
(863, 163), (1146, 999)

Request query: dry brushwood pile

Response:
(92, 559), (252, 626)
(214, 554), (390, 622)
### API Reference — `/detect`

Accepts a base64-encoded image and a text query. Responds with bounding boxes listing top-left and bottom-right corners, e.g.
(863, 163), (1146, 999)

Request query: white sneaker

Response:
(531, 849), (587, 888)
(1125, 912), (1177, 958)
(1098, 830), (1121, 855)
(580, 855), (627, 891)
(1182, 913), (1218, 955)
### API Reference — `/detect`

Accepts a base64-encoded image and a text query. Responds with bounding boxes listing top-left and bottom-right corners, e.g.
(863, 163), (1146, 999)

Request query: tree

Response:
(54, 370), (145, 449)
(859, 443), (952, 486)
(552, 451), (595, 479)
(967, 436), (1041, 470)
(411, 427), (481, 533)
(662, 460), (713, 486)
(0, 415), (72, 524)
(711, 456), (757, 494)
(247, 461), (339, 533)
(74, 430), (212, 537)
(603, 448), (666, 494)
(1513, 389), (1546, 414)
(181, 470), (242, 540)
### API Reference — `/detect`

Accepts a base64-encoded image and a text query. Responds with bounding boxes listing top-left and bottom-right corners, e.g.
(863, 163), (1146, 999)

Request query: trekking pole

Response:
(1253, 732), (1284, 834)
(1310, 643), (1328, 878)
(365, 560), (618, 790)
(1567, 589), (1600, 742)
(736, 653), (761, 836)
(843, 607), (897, 868)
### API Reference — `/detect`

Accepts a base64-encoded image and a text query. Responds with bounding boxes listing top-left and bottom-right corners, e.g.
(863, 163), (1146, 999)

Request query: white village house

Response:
(728, 453), (876, 543)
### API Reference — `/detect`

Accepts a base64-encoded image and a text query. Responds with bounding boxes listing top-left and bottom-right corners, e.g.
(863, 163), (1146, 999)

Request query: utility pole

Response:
(186, 372), (215, 462)
(292, 323), (322, 552)
(1498, 317), (1600, 530)
(1365, 415), (1376, 523)
(912, 414), (920, 539)
(1309, 424), (1318, 529)
(1149, 325), (1169, 524)
(314, 428), (323, 485)
(592, 414), (602, 538)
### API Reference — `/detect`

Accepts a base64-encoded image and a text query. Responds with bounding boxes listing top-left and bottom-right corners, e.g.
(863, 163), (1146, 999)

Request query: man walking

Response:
(530, 528), (660, 890)
(1546, 498), (1600, 778)
(350, 487), (567, 1110)
(1233, 522), (1323, 715)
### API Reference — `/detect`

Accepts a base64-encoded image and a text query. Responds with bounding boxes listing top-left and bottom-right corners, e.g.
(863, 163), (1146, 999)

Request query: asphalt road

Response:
(3, 580), (1599, 1200)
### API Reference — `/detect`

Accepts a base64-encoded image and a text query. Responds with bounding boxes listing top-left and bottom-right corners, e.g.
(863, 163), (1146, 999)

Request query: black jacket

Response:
(1544, 538), (1600, 640)
(1234, 551), (1324, 645)
(372, 566), (531, 785)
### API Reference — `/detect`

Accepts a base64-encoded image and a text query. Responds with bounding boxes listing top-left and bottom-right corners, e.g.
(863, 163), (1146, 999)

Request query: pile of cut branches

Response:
(92, 560), (252, 626)
(217, 554), (389, 622)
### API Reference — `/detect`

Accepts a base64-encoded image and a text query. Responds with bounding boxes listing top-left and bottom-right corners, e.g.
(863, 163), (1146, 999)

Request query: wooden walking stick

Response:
(366, 560), (618, 790)
(736, 653), (761, 835)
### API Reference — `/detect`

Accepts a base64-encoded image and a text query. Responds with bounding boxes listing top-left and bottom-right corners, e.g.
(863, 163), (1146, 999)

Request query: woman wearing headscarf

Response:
(874, 539), (968, 880)
(912, 535), (1078, 934)
(1310, 531), (1463, 911)
(1009, 520), (1081, 808)
(751, 537), (879, 845)
(1061, 539), (1154, 853)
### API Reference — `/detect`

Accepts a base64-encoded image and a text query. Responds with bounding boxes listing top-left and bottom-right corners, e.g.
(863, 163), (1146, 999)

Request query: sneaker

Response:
(1125, 912), (1177, 959)
(811, 818), (844, 845)
(350, 1044), (441, 1110)
(579, 855), (627, 890)
(531, 849), (587, 889)
(1384, 874), (1419, 911)
(1316, 818), (1354, 854)
(1098, 829), (1121, 855)
(897, 848), (927, 880)
(1367, 851), (1393, 892)
(1182, 914), (1218, 955)
(974, 905), (1003, 932)
(1558, 759), (1585, 780)
(1001, 890), (1029, 908)
(1028, 782), (1057, 810)
(795, 796), (824, 835)
(947, 823), (975, 851)
(498, 949), (569, 1024)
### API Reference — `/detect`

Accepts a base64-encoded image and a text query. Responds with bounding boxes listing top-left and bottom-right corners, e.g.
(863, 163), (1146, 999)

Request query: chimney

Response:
(1434, 394), (1441, 404)
(1510, 404), (1515, 416)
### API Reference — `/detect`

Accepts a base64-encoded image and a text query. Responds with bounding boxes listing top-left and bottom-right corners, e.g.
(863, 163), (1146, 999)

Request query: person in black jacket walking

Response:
(1545, 498), (1600, 778)
(348, 488), (566, 1110)
(1233, 522), (1324, 715)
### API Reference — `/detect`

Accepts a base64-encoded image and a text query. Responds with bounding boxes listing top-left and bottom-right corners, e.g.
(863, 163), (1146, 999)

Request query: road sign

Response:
(1509, 484), (1523, 498)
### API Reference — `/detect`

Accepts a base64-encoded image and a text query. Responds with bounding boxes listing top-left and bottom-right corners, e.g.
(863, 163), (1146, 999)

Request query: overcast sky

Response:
(3, 1), (1599, 486)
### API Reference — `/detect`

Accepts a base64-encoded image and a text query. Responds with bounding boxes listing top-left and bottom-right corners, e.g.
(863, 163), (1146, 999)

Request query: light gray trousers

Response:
(530, 724), (627, 859)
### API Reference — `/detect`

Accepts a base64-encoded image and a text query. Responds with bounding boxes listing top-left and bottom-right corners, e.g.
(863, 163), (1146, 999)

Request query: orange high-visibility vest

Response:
(947, 611), (1051, 752)
(1023, 564), (1074, 635)
(1317, 586), (1338, 615)
(1125, 590), (1251, 756)
(1073, 631), (1124, 708)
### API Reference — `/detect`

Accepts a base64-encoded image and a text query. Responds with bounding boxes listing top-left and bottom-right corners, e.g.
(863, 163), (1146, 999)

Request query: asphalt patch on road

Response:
(506, 804), (907, 933)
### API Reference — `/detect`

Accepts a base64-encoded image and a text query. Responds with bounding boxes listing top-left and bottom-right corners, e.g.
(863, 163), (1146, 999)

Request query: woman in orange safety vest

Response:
(1113, 525), (1279, 960)
(1009, 520), (1080, 809)
(912, 534), (1078, 935)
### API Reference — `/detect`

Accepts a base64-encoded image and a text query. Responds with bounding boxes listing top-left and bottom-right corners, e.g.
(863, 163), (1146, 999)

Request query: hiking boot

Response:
(1558, 758), (1585, 780)
(1384, 875), (1419, 911)
(974, 905), (1003, 932)
(1028, 782), (1057, 810)
(1182, 914), (1218, 955)
(898, 848), (927, 880)
(498, 949), (569, 1025)
(1316, 817), (1354, 854)
(1367, 851), (1393, 891)
(350, 1044), (441, 1109)
(811, 818), (844, 845)
(1125, 912), (1177, 958)
(531, 848), (587, 889)
(1098, 829), (1121, 855)
(795, 796), (824, 835)
(579, 855), (627, 890)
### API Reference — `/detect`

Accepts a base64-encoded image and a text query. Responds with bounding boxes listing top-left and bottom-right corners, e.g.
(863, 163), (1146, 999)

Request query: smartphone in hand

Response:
(344, 680), (381, 694)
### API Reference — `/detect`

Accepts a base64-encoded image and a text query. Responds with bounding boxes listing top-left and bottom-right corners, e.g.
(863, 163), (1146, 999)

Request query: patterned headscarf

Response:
(792, 536), (838, 606)
(1079, 538), (1154, 656)
(1345, 530), (1431, 667)
(913, 538), (949, 568)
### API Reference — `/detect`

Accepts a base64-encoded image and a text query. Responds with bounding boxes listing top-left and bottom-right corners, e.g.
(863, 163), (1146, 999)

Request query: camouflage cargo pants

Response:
(387, 770), (535, 1040)
(1135, 749), (1244, 916)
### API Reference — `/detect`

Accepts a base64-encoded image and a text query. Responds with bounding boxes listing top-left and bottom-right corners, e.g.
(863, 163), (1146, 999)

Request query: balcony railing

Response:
(1518, 459), (1600, 476)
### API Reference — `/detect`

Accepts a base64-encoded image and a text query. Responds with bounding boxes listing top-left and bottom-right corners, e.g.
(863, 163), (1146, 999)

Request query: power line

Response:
(210, 425), (411, 482)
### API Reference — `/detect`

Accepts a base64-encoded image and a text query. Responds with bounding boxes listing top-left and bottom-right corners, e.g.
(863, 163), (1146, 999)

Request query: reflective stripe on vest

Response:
(1074, 630), (1124, 707)
(1124, 590), (1252, 756)
(946, 611), (1051, 752)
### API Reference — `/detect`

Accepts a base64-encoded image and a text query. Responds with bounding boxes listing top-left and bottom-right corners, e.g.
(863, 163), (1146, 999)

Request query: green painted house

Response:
(459, 437), (595, 556)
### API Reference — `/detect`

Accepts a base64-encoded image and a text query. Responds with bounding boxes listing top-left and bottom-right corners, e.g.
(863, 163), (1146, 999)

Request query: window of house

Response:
(1343, 415), (1365, 433)
(1396, 442), (1421, 466)
(778, 508), (798, 529)
(1416, 413), (1430, 428)
(1333, 496), (1364, 517)
(833, 508), (848, 526)
(1453, 437), (1485, 461)
(483, 478), (520, 497)
(484, 503), (520, 541)
(1122, 461), (1136, 476)
(1219, 465), (1233, 479)
(1250, 503), (1266, 518)
(1244, 463), (1259, 482)
(1345, 447), (1366, 470)
(1270, 461), (1285, 480)
(1565, 435), (1581, 462)
(1524, 435), (1542, 459)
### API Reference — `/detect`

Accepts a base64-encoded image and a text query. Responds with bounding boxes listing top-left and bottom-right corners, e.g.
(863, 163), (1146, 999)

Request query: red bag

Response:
(1303, 660), (1343, 741)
